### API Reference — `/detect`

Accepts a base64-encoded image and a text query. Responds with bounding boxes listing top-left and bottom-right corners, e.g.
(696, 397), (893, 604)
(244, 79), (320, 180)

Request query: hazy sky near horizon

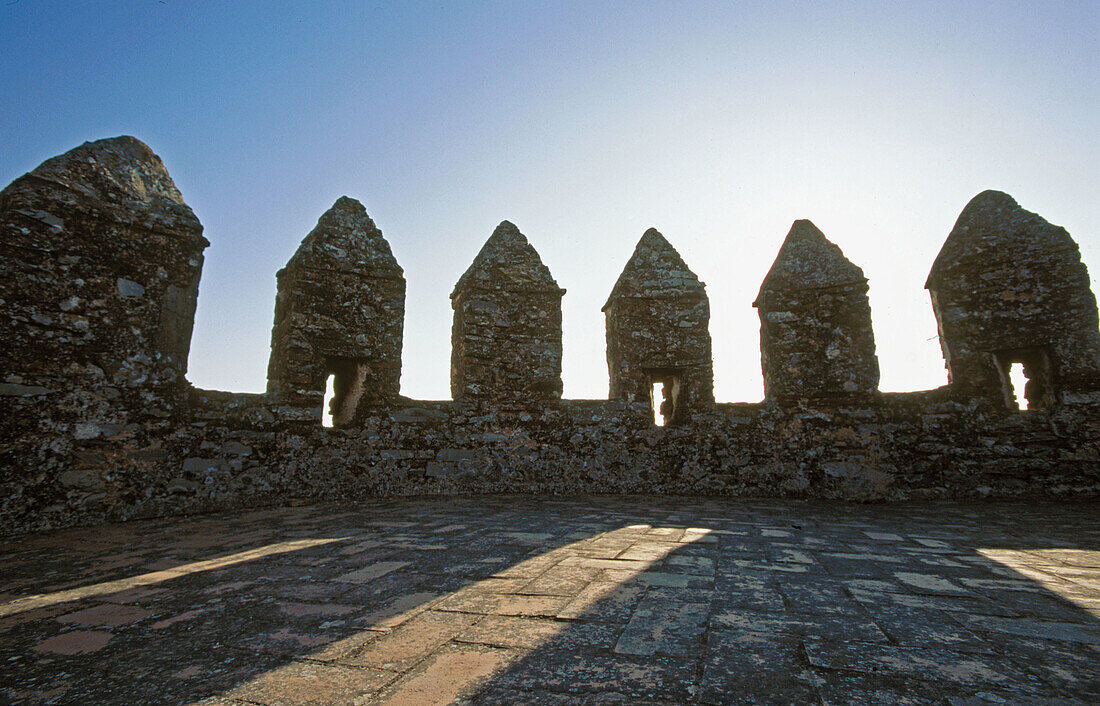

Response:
(2, 1), (1097, 402)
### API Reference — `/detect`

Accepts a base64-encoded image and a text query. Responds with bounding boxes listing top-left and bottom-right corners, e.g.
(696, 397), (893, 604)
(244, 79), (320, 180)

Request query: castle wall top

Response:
(452, 220), (564, 297)
(0, 136), (205, 242)
(603, 227), (706, 309)
(281, 196), (403, 279)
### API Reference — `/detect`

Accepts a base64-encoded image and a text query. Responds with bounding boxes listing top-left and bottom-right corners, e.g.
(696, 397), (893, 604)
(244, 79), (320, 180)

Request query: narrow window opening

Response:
(1008, 363), (1029, 411)
(325, 357), (369, 428)
(647, 370), (681, 426)
(651, 381), (666, 427)
(994, 348), (1056, 411)
(322, 373), (336, 428)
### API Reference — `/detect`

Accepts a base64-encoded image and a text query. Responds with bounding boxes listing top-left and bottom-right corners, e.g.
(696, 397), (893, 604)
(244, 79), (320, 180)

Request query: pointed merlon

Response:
(268, 196), (406, 413)
(0, 135), (204, 240)
(924, 190), (1100, 403)
(452, 220), (562, 298)
(284, 196), (402, 278)
(925, 190), (1079, 289)
(603, 227), (706, 310)
(0, 135), (207, 413)
(756, 220), (865, 303)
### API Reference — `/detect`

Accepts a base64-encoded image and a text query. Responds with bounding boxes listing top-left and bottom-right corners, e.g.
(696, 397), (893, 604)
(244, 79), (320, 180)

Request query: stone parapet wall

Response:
(3, 386), (1098, 535)
(2, 136), (1099, 536)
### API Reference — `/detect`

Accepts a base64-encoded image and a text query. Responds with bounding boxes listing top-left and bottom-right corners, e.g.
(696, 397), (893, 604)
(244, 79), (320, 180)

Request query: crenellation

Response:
(267, 196), (405, 424)
(604, 228), (714, 423)
(450, 221), (565, 406)
(755, 220), (880, 403)
(1, 136), (1099, 535)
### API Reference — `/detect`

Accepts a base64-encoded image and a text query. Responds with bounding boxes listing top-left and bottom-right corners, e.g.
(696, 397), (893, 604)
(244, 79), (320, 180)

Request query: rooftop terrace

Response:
(2, 496), (1098, 704)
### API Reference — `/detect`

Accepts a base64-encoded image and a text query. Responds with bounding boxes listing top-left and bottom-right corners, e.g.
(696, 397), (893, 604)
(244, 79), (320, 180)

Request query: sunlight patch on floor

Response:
(977, 548), (1100, 610)
(218, 526), (708, 703)
(0, 537), (351, 618)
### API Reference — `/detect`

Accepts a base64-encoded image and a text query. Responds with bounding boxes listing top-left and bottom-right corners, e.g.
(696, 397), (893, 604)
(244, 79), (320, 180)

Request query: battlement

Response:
(2, 137), (1099, 535)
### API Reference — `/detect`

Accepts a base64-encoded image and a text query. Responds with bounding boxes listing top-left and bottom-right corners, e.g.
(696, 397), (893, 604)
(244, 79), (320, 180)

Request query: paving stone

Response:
(374, 643), (518, 705)
(953, 614), (1100, 644)
(779, 580), (867, 615)
(1, 497), (1098, 703)
(813, 672), (1020, 705)
(556, 581), (646, 623)
(521, 565), (601, 596)
(223, 660), (395, 705)
(865, 604), (992, 652)
(711, 609), (890, 642)
(32, 629), (113, 654)
(614, 590), (711, 656)
(804, 637), (1026, 688)
(333, 560), (411, 584)
(456, 615), (620, 650)
(434, 591), (571, 617)
(490, 648), (697, 701)
(697, 629), (818, 704)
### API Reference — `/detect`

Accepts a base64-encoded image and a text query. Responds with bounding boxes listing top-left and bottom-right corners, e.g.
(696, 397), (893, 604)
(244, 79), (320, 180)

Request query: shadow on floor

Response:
(0, 497), (1097, 704)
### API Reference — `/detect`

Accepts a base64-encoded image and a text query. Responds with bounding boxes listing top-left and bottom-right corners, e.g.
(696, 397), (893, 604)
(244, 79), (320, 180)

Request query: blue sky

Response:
(2, 1), (1097, 401)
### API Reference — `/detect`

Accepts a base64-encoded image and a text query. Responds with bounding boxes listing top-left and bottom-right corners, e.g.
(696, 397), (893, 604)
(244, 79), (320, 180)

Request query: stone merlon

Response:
(755, 219), (865, 305)
(0, 135), (206, 243)
(755, 219), (879, 402)
(450, 220), (564, 403)
(452, 220), (564, 297)
(924, 189), (1100, 406)
(603, 227), (706, 309)
(604, 227), (714, 421)
(267, 196), (406, 417)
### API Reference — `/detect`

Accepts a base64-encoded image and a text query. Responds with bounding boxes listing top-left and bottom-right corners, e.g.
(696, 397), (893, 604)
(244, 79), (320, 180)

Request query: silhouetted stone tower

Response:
(0, 136), (208, 415)
(926, 191), (1100, 409)
(604, 228), (713, 424)
(267, 197), (405, 424)
(450, 221), (564, 405)
(755, 220), (879, 404)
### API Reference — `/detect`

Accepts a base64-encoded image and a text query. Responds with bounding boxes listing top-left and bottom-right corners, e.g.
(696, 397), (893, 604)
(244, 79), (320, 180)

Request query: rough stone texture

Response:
(450, 221), (565, 406)
(755, 220), (880, 403)
(0, 136), (207, 411)
(604, 228), (714, 424)
(1, 497), (1098, 704)
(0, 138), (1099, 536)
(266, 196), (405, 424)
(927, 190), (1100, 408)
(0, 137), (208, 532)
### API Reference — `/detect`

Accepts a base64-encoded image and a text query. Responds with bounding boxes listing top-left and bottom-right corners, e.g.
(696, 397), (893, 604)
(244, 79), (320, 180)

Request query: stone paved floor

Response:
(1, 497), (1099, 705)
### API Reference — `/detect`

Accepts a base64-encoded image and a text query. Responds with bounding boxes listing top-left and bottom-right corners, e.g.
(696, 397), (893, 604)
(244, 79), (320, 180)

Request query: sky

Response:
(2, 1), (1097, 403)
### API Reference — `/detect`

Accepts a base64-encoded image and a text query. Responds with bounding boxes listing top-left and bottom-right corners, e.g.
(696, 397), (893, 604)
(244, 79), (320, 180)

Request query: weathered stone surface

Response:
(755, 220), (879, 403)
(450, 221), (565, 405)
(0, 136), (207, 406)
(927, 190), (1100, 408)
(1, 498), (1097, 703)
(267, 196), (405, 424)
(604, 228), (713, 424)
(0, 137), (208, 533)
(0, 139), (1099, 537)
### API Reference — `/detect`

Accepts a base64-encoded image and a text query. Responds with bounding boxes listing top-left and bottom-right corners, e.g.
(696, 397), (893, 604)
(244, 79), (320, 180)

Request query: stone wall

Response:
(1, 136), (1099, 536)
(604, 228), (714, 424)
(267, 196), (406, 423)
(755, 220), (879, 403)
(450, 221), (565, 406)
